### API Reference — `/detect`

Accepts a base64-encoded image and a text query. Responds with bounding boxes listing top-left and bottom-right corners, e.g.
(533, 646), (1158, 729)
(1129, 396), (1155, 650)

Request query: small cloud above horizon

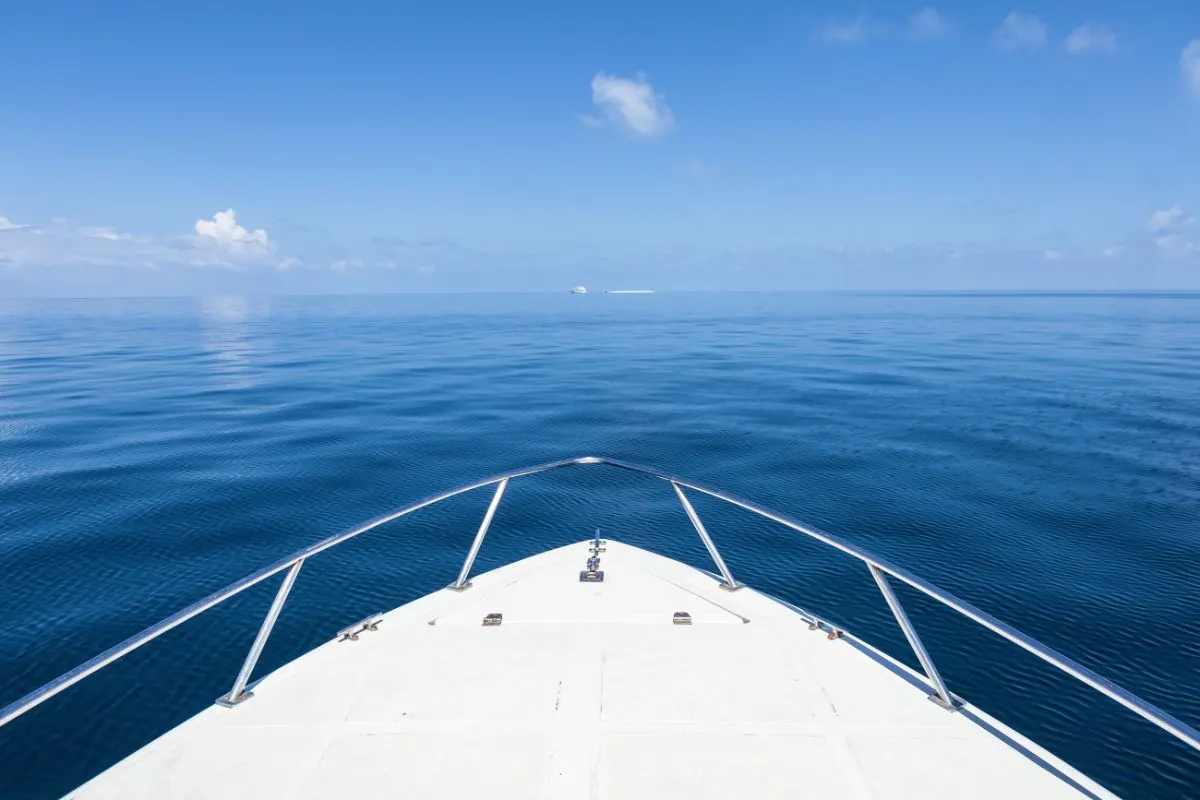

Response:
(908, 8), (954, 40)
(195, 209), (270, 250)
(1147, 204), (1191, 232)
(1183, 39), (1200, 98)
(1148, 204), (1197, 256)
(2, 197), (1196, 291)
(79, 226), (134, 241)
(588, 73), (674, 138)
(1064, 23), (1117, 55)
(0, 208), (282, 271)
(994, 12), (1048, 53)
(820, 15), (872, 45)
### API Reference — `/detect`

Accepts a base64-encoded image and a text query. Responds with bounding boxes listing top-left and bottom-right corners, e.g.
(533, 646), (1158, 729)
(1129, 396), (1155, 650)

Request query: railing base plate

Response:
(928, 694), (959, 712)
(215, 691), (253, 709)
(718, 582), (743, 592)
(447, 582), (472, 592)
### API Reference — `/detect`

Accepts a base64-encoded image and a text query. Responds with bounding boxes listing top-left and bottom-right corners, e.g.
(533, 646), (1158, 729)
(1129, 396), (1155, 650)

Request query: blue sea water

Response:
(0, 292), (1198, 798)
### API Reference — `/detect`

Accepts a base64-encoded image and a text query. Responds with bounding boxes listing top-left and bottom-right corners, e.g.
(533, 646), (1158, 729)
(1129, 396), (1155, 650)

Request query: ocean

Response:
(1, 292), (1197, 798)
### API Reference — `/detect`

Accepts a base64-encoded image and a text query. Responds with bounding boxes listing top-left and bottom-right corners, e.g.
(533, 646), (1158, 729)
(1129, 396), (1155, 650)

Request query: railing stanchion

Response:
(869, 563), (954, 710)
(450, 478), (508, 591)
(217, 558), (305, 708)
(671, 481), (741, 591)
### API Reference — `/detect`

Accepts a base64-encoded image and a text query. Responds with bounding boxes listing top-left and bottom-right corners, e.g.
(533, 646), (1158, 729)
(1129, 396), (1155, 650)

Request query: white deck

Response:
(71, 540), (1116, 799)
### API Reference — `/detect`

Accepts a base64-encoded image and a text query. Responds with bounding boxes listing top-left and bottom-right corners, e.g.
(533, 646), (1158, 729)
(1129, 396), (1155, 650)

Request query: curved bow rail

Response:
(1, 456), (1197, 757)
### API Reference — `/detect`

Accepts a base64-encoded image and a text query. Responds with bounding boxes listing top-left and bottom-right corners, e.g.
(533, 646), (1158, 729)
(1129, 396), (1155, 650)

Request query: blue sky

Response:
(2, 0), (1199, 295)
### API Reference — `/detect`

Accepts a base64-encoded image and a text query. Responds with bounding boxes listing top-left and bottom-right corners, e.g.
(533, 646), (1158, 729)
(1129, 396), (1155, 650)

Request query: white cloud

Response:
(994, 12), (1047, 52)
(1064, 23), (1117, 55)
(1156, 234), (1198, 256)
(1, 209), (284, 271)
(1183, 39), (1200, 98)
(1144, 205), (1198, 257)
(1148, 204), (1192, 232)
(1101, 245), (1123, 258)
(195, 209), (269, 249)
(821, 16), (869, 45)
(909, 8), (953, 40)
(79, 226), (133, 241)
(589, 73), (674, 138)
(1043, 248), (1063, 261)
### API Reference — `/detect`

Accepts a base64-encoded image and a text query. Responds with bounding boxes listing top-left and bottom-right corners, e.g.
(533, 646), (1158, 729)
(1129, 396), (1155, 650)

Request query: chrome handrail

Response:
(1, 455), (1197, 760)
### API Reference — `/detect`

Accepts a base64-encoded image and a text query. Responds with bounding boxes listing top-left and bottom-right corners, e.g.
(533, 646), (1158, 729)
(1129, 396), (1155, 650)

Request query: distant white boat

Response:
(570, 286), (588, 294)
(605, 289), (654, 294)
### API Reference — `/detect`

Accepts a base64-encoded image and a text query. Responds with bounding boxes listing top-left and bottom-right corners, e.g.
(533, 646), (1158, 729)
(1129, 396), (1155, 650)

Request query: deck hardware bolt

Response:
(580, 535), (605, 582)
(336, 613), (384, 642)
(827, 629), (844, 640)
(482, 613), (503, 627)
(673, 612), (693, 626)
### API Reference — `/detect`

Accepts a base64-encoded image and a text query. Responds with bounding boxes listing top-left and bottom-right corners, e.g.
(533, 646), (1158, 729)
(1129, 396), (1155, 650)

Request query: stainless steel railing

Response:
(1, 455), (1197, 758)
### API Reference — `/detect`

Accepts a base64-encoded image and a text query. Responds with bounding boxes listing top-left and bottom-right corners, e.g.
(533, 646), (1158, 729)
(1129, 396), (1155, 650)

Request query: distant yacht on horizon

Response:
(570, 286), (588, 294)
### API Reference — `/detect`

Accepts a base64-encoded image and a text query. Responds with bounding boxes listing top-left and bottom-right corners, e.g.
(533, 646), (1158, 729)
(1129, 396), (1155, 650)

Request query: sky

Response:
(1, 0), (1199, 295)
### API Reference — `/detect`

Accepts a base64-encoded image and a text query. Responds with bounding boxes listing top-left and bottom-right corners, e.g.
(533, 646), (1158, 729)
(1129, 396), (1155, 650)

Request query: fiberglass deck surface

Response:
(71, 540), (1116, 799)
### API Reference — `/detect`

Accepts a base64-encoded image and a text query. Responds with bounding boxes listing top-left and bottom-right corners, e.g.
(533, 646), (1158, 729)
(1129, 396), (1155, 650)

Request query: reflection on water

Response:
(199, 295), (269, 391)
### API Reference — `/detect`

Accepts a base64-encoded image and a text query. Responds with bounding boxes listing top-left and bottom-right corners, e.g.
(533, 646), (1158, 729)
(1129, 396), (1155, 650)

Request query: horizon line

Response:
(4, 289), (1200, 302)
